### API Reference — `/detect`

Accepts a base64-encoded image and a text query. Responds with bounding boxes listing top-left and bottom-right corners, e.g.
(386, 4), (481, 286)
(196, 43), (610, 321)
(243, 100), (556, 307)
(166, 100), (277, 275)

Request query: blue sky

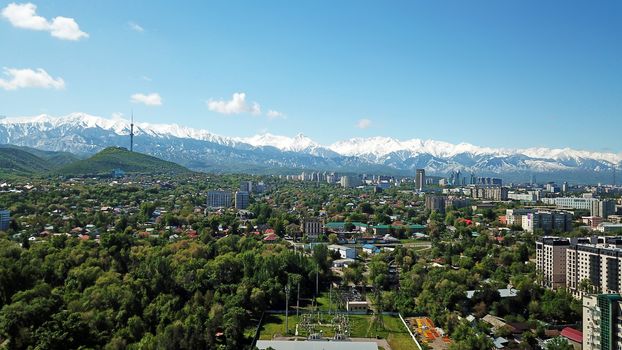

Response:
(0, 0), (620, 151)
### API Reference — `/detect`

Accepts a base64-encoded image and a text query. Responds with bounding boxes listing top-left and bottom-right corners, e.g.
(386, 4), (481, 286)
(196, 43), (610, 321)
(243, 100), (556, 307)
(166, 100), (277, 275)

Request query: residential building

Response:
(536, 236), (570, 290)
(522, 211), (573, 233)
(207, 190), (232, 208)
(566, 239), (622, 298)
(340, 175), (360, 188)
(239, 180), (253, 193)
(0, 209), (9, 231)
(425, 195), (445, 213)
(592, 199), (616, 219)
(328, 244), (356, 259)
(303, 219), (324, 240)
(470, 186), (509, 201)
(583, 294), (622, 350)
(234, 191), (250, 210)
(445, 197), (470, 210)
(474, 177), (503, 186)
(508, 191), (538, 202)
(362, 244), (380, 255)
(415, 169), (425, 191)
(506, 208), (535, 226)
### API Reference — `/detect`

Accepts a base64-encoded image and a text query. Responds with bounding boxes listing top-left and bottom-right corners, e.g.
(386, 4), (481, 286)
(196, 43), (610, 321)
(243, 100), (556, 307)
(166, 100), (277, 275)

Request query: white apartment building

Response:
(566, 238), (622, 299)
(506, 208), (535, 226)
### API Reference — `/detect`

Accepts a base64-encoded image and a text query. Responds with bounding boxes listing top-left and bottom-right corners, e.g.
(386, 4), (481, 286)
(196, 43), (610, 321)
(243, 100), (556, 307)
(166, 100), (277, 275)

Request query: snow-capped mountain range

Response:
(0, 113), (620, 183)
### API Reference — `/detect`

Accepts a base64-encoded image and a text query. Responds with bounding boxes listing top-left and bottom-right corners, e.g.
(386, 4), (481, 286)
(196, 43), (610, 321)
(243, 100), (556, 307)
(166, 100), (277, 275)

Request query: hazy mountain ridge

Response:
(0, 113), (619, 183)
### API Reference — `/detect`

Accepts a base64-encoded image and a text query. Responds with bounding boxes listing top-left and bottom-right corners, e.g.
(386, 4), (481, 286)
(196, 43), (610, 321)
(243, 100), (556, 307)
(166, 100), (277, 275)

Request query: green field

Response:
(257, 313), (419, 350)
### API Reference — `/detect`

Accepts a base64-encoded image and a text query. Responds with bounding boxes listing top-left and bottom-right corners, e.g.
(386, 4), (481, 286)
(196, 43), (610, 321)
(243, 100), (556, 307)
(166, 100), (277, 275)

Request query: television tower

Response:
(130, 111), (135, 152)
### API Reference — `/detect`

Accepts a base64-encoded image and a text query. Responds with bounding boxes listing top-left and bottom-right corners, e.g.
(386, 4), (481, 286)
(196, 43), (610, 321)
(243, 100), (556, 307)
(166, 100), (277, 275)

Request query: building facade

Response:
(522, 211), (573, 233)
(207, 190), (232, 208)
(506, 208), (535, 227)
(0, 209), (9, 231)
(234, 191), (250, 210)
(470, 186), (509, 201)
(592, 199), (617, 219)
(542, 197), (599, 211)
(425, 195), (445, 213)
(415, 169), (425, 191)
(303, 219), (324, 240)
(566, 239), (622, 298)
(583, 294), (622, 350)
(239, 181), (253, 193)
(536, 236), (571, 290)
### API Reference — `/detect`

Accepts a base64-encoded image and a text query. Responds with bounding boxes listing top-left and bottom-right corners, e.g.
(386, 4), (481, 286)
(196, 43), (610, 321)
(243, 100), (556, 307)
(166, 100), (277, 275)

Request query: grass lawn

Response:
(258, 314), (302, 339)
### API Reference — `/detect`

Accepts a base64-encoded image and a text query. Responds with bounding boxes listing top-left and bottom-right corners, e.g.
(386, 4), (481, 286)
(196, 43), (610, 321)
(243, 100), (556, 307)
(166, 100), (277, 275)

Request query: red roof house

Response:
(560, 327), (582, 344)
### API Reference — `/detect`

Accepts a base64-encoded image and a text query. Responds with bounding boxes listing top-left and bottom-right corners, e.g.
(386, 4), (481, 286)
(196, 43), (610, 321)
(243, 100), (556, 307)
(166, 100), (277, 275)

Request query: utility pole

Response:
(296, 282), (300, 318)
(315, 264), (319, 296)
(329, 283), (332, 315)
(285, 284), (290, 335)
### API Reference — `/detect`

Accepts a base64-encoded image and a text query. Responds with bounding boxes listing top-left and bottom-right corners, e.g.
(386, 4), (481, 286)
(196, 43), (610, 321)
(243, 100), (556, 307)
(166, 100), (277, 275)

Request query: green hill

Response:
(0, 147), (52, 176)
(57, 147), (191, 176)
(0, 144), (79, 166)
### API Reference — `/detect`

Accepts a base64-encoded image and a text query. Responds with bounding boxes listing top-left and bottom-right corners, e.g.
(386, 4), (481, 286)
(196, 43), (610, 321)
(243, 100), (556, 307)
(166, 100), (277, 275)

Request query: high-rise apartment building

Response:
(207, 190), (232, 208)
(522, 211), (573, 233)
(536, 236), (571, 290)
(566, 238), (622, 298)
(592, 199), (616, 219)
(415, 169), (425, 191)
(425, 195), (445, 213)
(235, 191), (250, 210)
(239, 181), (253, 193)
(470, 186), (509, 201)
(583, 294), (622, 350)
(340, 175), (360, 188)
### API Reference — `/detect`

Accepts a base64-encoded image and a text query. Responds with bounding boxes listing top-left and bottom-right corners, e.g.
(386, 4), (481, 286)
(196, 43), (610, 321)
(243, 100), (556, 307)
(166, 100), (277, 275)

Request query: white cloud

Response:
(130, 93), (162, 106)
(356, 118), (372, 129)
(266, 110), (286, 120)
(128, 21), (144, 32)
(0, 67), (65, 90)
(1, 2), (88, 41)
(207, 92), (262, 115)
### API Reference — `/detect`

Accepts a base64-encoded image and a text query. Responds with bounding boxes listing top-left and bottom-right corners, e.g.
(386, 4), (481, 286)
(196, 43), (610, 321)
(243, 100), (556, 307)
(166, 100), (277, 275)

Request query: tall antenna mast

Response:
(130, 110), (134, 152)
(614, 164), (617, 187)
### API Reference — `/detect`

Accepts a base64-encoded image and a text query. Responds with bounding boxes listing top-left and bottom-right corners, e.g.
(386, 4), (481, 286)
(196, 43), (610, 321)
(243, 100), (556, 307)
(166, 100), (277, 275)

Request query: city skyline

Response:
(1, 0), (621, 153)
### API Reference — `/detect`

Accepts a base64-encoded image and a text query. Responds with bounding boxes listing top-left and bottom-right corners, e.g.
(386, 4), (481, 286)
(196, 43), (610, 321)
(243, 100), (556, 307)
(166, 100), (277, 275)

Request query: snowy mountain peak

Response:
(240, 132), (319, 152)
(0, 113), (620, 181)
